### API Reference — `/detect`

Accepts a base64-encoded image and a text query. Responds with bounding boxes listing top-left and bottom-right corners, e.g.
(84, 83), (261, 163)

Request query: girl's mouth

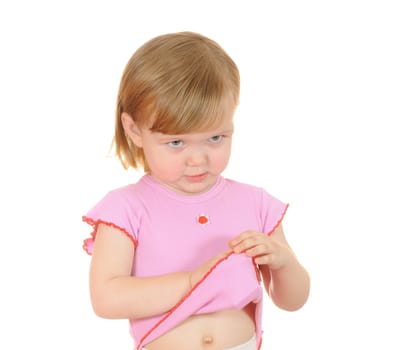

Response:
(186, 173), (208, 182)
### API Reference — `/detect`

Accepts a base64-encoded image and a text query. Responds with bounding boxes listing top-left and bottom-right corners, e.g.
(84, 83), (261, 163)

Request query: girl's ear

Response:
(121, 112), (143, 147)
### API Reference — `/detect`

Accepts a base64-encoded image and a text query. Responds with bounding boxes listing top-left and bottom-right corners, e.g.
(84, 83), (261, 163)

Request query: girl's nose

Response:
(186, 147), (208, 166)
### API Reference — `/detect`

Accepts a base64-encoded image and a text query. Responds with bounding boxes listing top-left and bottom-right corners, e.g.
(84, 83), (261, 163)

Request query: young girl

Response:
(83, 31), (310, 350)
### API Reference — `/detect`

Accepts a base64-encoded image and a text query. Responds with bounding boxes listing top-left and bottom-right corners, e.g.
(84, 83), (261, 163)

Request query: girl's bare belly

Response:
(144, 303), (255, 350)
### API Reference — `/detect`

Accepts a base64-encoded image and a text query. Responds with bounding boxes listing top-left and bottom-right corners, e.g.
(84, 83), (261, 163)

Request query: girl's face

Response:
(125, 105), (235, 195)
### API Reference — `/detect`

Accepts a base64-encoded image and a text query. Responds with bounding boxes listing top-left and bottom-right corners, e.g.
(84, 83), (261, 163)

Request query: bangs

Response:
(148, 92), (235, 135)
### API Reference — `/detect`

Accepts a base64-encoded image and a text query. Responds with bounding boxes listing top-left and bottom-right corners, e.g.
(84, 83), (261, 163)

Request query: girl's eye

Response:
(209, 135), (223, 143)
(167, 140), (183, 148)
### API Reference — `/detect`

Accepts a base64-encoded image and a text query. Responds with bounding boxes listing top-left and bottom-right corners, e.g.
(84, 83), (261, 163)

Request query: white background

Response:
(1, 1), (397, 349)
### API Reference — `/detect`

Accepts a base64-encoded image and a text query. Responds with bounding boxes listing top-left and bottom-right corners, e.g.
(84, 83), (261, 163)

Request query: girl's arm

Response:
(230, 224), (310, 311)
(89, 223), (227, 320)
(259, 224), (310, 311)
(89, 224), (190, 319)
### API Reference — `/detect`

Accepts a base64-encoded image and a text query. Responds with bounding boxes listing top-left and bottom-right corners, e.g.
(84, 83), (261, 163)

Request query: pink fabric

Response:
(136, 252), (261, 349)
(83, 175), (287, 349)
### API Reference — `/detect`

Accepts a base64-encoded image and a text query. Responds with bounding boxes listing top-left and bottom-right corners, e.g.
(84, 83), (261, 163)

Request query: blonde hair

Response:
(114, 31), (240, 171)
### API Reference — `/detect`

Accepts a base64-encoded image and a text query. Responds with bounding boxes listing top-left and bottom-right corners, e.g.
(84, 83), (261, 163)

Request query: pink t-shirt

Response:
(83, 175), (288, 349)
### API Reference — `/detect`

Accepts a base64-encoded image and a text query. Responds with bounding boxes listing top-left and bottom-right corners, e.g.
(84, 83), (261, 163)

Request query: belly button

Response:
(202, 336), (214, 345)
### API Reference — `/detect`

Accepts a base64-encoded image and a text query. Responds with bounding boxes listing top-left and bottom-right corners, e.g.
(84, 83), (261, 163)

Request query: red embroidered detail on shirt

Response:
(197, 214), (209, 225)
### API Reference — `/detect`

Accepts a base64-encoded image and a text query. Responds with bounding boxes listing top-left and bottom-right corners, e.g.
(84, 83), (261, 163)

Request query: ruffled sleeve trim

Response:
(267, 203), (289, 236)
(82, 216), (138, 255)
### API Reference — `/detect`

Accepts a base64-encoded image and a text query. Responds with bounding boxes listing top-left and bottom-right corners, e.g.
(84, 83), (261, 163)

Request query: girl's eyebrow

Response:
(219, 128), (234, 133)
(155, 126), (234, 139)
(209, 129), (234, 136)
(156, 133), (183, 139)
(203, 126), (235, 134)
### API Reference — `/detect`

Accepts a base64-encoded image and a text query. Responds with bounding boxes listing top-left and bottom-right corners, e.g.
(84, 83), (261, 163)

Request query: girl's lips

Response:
(186, 173), (208, 182)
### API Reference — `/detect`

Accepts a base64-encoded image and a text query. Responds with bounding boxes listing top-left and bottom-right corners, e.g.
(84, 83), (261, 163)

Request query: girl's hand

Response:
(229, 229), (294, 271)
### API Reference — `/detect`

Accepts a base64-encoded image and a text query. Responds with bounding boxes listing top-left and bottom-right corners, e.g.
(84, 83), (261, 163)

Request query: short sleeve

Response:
(82, 187), (139, 255)
(259, 189), (289, 235)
